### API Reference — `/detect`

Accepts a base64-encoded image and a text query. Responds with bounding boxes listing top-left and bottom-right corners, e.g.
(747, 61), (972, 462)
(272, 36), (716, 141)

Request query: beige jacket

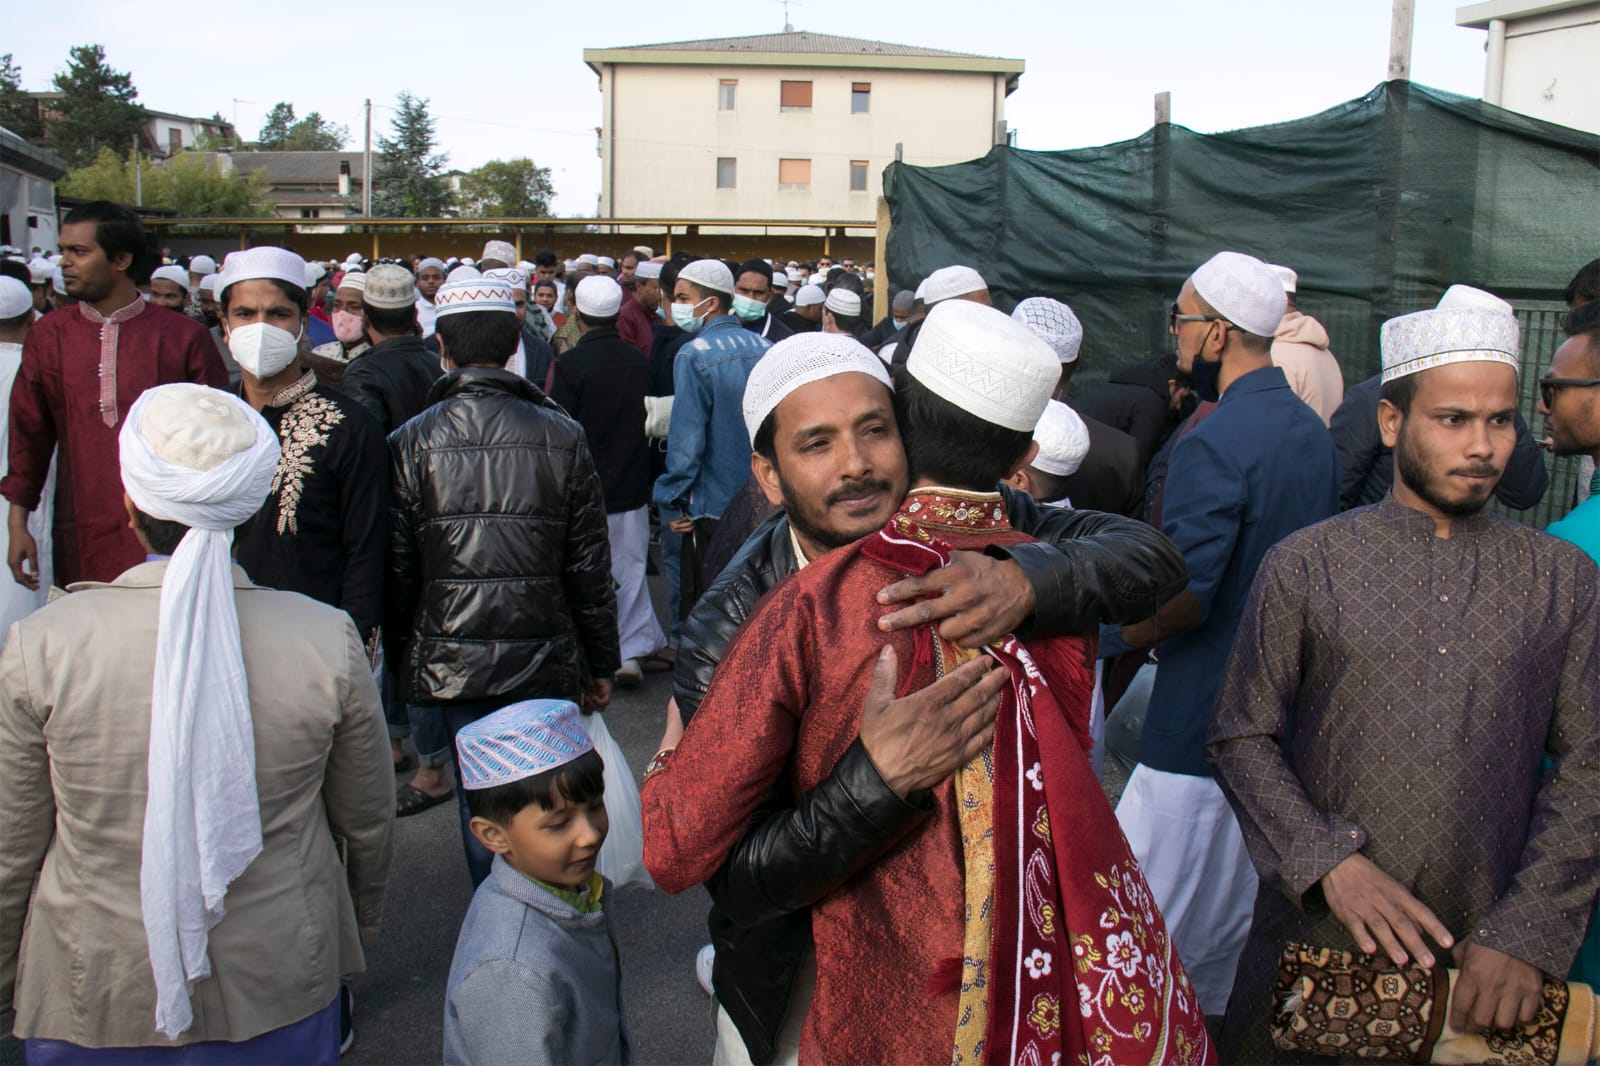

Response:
(1271, 310), (1345, 426)
(0, 563), (394, 1047)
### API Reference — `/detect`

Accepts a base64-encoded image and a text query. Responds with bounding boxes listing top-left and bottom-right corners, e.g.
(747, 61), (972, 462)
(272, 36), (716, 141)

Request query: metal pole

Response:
(1388, 0), (1415, 81)
(1484, 19), (1508, 105)
(873, 196), (890, 322)
(132, 133), (142, 207)
(363, 99), (373, 217)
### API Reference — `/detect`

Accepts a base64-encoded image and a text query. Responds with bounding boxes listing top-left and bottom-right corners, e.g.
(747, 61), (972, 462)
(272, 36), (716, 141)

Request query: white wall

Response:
(1496, 5), (1600, 132)
(603, 63), (1004, 219)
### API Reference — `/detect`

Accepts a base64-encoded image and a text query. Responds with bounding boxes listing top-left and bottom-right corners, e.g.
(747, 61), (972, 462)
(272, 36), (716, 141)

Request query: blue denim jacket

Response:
(1141, 365), (1339, 777)
(651, 315), (771, 520)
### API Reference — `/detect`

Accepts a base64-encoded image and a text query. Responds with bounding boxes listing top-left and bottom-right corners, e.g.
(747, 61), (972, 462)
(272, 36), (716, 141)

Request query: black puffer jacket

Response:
(385, 368), (619, 705)
(674, 486), (1189, 1063)
(337, 334), (444, 434)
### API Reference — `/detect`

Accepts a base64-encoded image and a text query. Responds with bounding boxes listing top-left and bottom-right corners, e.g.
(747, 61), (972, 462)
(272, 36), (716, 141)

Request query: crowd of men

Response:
(0, 198), (1598, 1065)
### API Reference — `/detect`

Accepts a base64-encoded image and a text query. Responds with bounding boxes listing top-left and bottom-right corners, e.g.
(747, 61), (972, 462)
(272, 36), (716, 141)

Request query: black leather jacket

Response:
(385, 368), (619, 705)
(673, 486), (1187, 1063)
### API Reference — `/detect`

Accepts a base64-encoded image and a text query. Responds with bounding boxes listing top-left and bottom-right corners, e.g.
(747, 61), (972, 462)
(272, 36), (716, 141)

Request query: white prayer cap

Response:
(462, 257), (477, 266)
(1269, 264), (1298, 293)
(198, 275), (222, 295)
(151, 265), (192, 292)
(364, 264), (416, 309)
(1011, 297), (1083, 364)
(217, 246), (307, 298)
(786, 268), (803, 284)
(597, 255), (616, 269)
(1031, 400), (1090, 477)
(824, 289), (861, 317)
(574, 275), (624, 317)
(913, 279), (927, 302)
(516, 260), (535, 273)
(481, 267), (528, 294)
(564, 259), (580, 272)
(480, 240), (517, 265)
(28, 258), (53, 284)
(337, 271), (367, 294)
(434, 278), (518, 319)
(417, 256), (446, 274)
(447, 264), (482, 283)
(0, 277), (32, 318)
(679, 258), (734, 295)
(795, 285), (826, 308)
(634, 261), (663, 280)
(187, 254), (217, 276)
(344, 252), (363, 264)
(1380, 306), (1519, 384)
(742, 332), (892, 443)
(771, 272), (789, 290)
(907, 300), (1059, 433)
(633, 246), (654, 258)
(1188, 251), (1286, 337)
(51, 267), (67, 296)
(1437, 284), (1513, 315)
(579, 254), (600, 267)
(922, 265), (988, 304)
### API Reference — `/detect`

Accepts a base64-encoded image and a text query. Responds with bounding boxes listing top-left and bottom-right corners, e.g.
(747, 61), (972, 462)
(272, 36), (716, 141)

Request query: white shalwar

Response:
(0, 341), (52, 627)
(608, 505), (665, 661)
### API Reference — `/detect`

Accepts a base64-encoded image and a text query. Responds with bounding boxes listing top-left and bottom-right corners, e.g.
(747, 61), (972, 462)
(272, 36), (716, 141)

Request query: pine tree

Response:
(48, 45), (144, 168)
(0, 54), (45, 142)
(371, 92), (450, 217)
(256, 102), (296, 149)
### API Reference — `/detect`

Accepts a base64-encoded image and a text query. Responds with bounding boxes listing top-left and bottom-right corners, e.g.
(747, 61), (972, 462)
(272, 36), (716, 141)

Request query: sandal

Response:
(639, 651), (676, 674)
(396, 783), (453, 818)
(393, 753), (417, 774)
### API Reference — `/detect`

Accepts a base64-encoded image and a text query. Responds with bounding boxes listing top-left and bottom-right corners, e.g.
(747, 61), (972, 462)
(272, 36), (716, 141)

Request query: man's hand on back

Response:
(875, 551), (1034, 648)
(858, 645), (1008, 798)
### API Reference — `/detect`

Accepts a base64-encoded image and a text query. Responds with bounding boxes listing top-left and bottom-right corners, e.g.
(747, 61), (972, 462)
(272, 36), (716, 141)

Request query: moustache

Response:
(1450, 465), (1500, 479)
(825, 479), (893, 507)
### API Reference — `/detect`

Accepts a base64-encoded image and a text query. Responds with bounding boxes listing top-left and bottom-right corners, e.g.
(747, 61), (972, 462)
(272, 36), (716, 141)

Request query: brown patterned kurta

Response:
(1206, 496), (1600, 1063)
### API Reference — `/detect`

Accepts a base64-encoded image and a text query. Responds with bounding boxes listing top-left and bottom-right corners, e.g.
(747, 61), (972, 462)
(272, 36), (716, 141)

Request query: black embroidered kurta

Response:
(234, 370), (389, 641)
(1207, 496), (1600, 1062)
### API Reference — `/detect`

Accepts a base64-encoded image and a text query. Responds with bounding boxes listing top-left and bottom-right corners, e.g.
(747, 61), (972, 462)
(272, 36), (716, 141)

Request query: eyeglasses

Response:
(1540, 377), (1600, 408)
(1168, 302), (1226, 332)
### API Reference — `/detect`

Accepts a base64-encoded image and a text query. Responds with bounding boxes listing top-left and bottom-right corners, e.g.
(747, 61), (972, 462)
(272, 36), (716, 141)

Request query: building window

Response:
(168, 128), (183, 154)
(719, 79), (737, 110)
(779, 81), (813, 111)
(299, 208), (322, 219)
(851, 83), (871, 113)
(849, 160), (869, 192)
(716, 157), (737, 189)
(778, 158), (811, 190)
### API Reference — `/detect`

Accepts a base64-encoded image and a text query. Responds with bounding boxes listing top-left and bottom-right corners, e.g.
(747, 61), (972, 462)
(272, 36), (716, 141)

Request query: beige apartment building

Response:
(582, 30), (1024, 221)
(1456, 0), (1600, 133)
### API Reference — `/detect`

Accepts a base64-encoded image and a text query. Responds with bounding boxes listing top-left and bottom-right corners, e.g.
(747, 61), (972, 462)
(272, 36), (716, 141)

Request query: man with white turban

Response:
(0, 383), (393, 1062)
(1115, 251), (1340, 1018)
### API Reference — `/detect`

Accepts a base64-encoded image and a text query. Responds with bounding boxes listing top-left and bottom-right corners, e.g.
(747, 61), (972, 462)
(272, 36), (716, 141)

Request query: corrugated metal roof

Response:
(602, 30), (1011, 61)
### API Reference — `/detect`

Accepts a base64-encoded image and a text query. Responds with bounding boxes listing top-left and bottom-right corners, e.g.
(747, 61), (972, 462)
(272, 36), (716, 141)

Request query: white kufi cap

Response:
(575, 275), (623, 317)
(795, 284), (826, 308)
(742, 332), (892, 443)
(1269, 264), (1298, 293)
(218, 246), (307, 298)
(1380, 305), (1519, 384)
(679, 258), (734, 295)
(824, 289), (861, 317)
(151, 265), (192, 292)
(634, 261), (662, 280)
(0, 277), (32, 318)
(447, 264), (482, 283)
(187, 254), (217, 276)
(1437, 284), (1513, 315)
(907, 300), (1059, 432)
(921, 265), (987, 304)
(434, 278), (518, 319)
(480, 267), (528, 294)
(480, 240), (517, 265)
(1011, 297), (1082, 363)
(1189, 251), (1286, 337)
(363, 264), (416, 309)
(597, 256), (615, 269)
(1031, 400), (1090, 477)
(337, 271), (367, 293)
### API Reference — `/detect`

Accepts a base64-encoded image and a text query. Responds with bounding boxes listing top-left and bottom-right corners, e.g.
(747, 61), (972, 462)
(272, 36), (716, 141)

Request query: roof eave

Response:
(1455, 0), (1592, 27)
(581, 47), (1024, 76)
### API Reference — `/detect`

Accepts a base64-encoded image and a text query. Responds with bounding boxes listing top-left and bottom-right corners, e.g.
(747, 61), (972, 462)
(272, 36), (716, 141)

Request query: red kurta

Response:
(645, 493), (1128, 1064)
(616, 293), (655, 355)
(1, 301), (226, 585)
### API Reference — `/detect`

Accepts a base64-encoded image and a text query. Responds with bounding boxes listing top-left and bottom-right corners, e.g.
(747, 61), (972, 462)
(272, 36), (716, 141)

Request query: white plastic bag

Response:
(583, 712), (653, 890)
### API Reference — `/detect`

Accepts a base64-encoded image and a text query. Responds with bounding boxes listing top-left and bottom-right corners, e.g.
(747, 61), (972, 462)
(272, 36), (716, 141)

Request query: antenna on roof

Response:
(773, 0), (801, 32)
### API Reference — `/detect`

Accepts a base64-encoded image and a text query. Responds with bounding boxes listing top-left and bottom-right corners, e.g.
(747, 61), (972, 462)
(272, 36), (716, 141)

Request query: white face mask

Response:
(229, 321), (301, 379)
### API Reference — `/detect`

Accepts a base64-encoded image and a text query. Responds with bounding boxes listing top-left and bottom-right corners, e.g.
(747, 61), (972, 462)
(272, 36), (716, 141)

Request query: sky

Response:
(7, 0), (1493, 215)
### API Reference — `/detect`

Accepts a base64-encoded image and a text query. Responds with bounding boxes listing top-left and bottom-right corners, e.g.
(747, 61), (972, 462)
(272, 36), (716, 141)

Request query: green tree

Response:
(456, 158), (554, 218)
(0, 54), (44, 141)
(49, 45), (145, 168)
(256, 101), (296, 149)
(59, 147), (268, 217)
(283, 112), (348, 151)
(371, 91), (450, 217)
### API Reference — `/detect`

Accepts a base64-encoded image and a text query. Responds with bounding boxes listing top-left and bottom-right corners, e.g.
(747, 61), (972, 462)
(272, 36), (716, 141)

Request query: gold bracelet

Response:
(643, 747), (675, 783)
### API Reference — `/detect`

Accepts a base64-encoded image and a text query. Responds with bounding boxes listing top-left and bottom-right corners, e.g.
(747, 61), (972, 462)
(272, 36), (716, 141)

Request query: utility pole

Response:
(1388, 0), (1415, 81)
(132, 133), (142, 207)
(363, 97), (371, 216)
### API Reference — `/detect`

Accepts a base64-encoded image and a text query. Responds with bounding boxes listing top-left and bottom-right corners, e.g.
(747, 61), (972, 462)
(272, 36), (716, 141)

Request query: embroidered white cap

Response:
(742, 332), (892, 443)
(1380, 306), (1519, 384)
(336, 271), (366, 293)
(1031, 400), (1090, 477)
(434, 278), (518, 319)
(480, 240), (517, 265)
(480, 267), (528, 294)
(1437, 284), (1513, 315)
(1011, 297), (1083, 364)
(824, 289), (861, 317)
(1189, 251), (1286, 337)
(679, 258), (735, 296)
(217, 246), (307, 298)
(907, 299), (1059, 433)
(363, 264), (416, 309)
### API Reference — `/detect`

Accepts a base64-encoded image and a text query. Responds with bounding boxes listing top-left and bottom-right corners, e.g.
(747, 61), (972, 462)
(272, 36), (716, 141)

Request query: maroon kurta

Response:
(1, 301), (226, 584)
(616, 293), (654, 355)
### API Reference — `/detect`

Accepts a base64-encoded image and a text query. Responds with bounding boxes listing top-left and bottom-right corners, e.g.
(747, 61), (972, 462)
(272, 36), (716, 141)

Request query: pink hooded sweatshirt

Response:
(1271, 310), (1344, 425)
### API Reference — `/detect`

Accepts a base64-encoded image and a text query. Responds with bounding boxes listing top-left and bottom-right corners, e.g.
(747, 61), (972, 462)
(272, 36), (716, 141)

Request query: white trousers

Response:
(608, 506), (666, 661)
(1115, 763), (1257, 1016)
(711, 948), (815, 1066)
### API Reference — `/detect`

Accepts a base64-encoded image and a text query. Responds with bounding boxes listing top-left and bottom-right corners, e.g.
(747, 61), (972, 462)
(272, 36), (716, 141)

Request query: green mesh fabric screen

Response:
(884, 82), (1599, 386)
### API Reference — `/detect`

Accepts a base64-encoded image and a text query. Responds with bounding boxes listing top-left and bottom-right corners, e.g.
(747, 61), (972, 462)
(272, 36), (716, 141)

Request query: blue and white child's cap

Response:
(455, 700), (593, 791)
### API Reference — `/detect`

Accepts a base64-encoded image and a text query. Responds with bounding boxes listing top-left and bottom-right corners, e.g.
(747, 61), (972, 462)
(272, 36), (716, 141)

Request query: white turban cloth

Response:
(119, 383), (282, 1039)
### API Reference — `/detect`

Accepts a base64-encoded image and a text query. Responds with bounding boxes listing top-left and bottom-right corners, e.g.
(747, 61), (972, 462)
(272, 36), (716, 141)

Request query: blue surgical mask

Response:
(672, 297), (709, 333)
(892, 319), (907, 330)
(731, 294), (767, 322)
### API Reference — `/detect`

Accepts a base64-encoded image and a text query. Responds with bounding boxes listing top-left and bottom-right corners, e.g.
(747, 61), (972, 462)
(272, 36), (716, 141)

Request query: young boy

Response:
(1004, 398), (1090, 508)
(443, 700), (630, 1066)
